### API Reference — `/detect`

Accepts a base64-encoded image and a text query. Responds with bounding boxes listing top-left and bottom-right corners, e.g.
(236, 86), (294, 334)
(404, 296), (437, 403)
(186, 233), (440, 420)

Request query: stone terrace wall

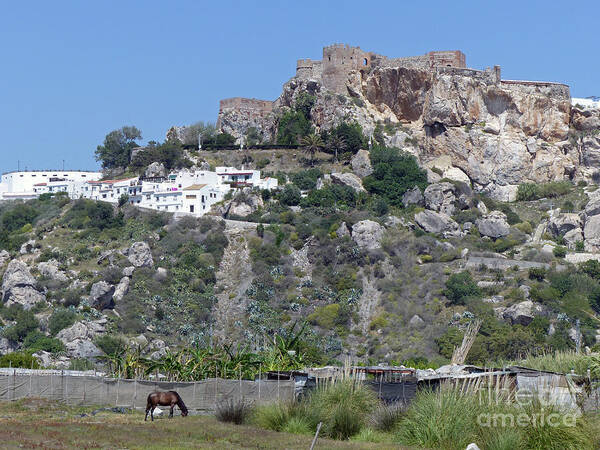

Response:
(501, 80), (570, 99)
(219, 97), (273, 114)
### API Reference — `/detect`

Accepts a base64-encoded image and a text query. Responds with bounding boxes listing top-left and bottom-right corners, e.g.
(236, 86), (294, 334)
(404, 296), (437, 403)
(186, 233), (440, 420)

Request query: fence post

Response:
(214, 367), (218, 410)
(192, 381), (196, 411)
(64, 371), (68, 405)
(277, 370), (280, 402)
(116, 377), (120, 407)
(258, 364), (261, 403)
(12, 369), (15, 401)
(50, 372), (53, 401)
(83, 376), (86, 404)
(133, 379), (137, 410)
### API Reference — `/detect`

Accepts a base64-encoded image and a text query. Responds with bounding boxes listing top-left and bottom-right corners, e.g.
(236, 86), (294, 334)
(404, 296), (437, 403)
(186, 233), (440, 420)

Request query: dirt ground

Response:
(0, 399), (395, 449)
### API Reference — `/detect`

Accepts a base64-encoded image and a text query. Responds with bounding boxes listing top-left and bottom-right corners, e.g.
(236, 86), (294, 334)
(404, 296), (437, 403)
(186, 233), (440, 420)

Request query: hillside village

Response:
(1, 42), (600, 447)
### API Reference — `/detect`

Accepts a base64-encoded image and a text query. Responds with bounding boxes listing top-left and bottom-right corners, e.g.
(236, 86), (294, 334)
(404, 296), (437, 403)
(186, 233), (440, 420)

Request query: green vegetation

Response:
(443, 271), (481, 305)
(516, 181), (573, 201)
(95, 126), (142, 169)
(363, 146), (428, 207)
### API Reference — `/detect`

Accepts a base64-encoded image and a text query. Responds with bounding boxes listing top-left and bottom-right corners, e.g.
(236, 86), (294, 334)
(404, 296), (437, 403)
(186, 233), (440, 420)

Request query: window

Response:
(190, 205), (194, 213)
(363, 58), (368, 66)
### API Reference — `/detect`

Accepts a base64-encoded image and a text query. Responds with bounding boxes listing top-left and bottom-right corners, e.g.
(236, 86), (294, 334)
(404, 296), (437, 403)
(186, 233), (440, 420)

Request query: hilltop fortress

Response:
(218, 44), (569, 132)
(216, 44), (599, 201)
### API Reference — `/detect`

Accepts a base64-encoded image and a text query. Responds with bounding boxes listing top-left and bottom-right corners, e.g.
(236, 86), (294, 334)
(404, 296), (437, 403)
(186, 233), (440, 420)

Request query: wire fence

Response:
(0, 368), (294, 413)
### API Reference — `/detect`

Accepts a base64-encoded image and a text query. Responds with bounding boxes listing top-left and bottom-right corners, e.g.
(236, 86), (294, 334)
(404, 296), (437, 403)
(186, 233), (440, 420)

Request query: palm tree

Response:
(300, 133), (324, 167)
(327, 134), (346, 162)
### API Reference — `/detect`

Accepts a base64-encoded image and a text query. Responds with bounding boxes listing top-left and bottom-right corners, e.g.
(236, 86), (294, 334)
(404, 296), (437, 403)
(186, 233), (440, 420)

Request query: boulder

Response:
(476, 211), (510, 238)
(38, 260), (68, 282)
(150, 347), (168, 360)
(145, 162), (167, 178)
(409, 314), (424, 327)
(150, 339), (166, 350)
(0, 337), (17, 356)
(131, 334), (148, 347)
(315, 174), (331, 190)
(584, 215), (600, 252)
(56, 321), (105, 343)
(351, 220), (384, 250)
(402, 187), (424, 207)
(33, 351), (70, 369)
(331, 172), (366, 193)
(351, 149), (373, 178)
(424, 182), (457, 216)
(0, 250), (10, 267)
(127, 242), (153, 268)
(112, 277), (130, 302)
(1, 260), (46, 310)
(122, 266), (135, 277)
(563, 227), (583, 249)
(502, 301), (544, 326)
(442, 167), (471, 185)
(548, 214), (581, 237)
(483, 295), (504, 304)
(154, 267), (168, 282)
(519, 285), (531, 299)
(336, 222), (350, 238)
(19, 240), (37, 255)
(65, 339), (102, 359)
(584, 196), (600, 218)
(414, 210), (460, 236)
(89, 281), (115, 310)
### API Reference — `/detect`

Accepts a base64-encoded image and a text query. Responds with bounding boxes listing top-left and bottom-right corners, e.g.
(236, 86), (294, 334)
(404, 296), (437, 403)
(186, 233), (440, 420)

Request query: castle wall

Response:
(500, 80), (570, 99)
(321, 44), (373, 94)
(219, 97), (273, 114)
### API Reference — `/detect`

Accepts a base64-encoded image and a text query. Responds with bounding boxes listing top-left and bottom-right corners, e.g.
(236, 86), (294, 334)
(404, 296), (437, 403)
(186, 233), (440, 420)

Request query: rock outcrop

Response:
(126, 242), (153, 268)
(38, 260), (68, 282)
(145, 162), (167, 178)
(89, 281), (115, 310)
(331, 172), (366, 193)
(351, 220), (384, 250)
(502, 301), (545, 326)
(1, 260), (46, 309)
(414, 210), (460, 236)
(351, 149), (373, 178)
(476, 211), (510, 238)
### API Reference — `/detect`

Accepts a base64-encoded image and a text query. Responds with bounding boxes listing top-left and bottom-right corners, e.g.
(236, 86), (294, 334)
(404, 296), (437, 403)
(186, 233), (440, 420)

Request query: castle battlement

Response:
(296, 44), (468, 93)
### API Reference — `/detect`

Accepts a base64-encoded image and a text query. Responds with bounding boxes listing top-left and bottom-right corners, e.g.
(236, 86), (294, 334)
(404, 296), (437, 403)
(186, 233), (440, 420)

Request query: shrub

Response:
(528, 267), (546, 281)
(553, 246), (567, 258)
(576, 240), (585, 252)
(48, 308), (77, 336)
(397, 386), (594, 450)
(215, 398), (253, 424)
(290, 169), (321, 190)
(95, 335), (126, 356)
(279, 185), (301, 206)
(514, 221), (533, 234)
(307, 304), (341, 328)
(368, 402), (405, 432)
(363, 146), (428, 207)
(2, 307), (39, 342)
(308, 380), (378, 440)
(22, 330), (65, 353)
(517, 181), (572, 201)
(0, 352), (40, 369)
(443, 271), (481, 305)
(253, 402), (296, 431)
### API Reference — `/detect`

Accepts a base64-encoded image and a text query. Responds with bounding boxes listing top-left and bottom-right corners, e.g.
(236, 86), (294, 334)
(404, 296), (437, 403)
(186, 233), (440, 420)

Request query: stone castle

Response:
(218, 45), (471, 119)
(296, 44), (467, 94)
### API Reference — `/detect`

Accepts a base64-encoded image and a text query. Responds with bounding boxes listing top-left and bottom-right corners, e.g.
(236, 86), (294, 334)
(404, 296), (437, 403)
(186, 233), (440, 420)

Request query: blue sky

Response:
(0, 0), (597, 172)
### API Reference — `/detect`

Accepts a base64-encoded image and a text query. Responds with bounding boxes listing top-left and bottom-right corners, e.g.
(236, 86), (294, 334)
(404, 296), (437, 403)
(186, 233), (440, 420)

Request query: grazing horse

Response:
(145, 391), (188, 421)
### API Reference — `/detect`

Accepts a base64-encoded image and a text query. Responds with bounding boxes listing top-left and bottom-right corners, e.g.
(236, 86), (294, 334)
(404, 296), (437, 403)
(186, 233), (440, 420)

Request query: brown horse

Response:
(145, 391), (188, 421)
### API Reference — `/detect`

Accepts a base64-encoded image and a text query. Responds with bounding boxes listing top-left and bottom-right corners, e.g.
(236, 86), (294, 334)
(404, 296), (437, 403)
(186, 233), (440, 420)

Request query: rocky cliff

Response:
(221, 65), (600, 201)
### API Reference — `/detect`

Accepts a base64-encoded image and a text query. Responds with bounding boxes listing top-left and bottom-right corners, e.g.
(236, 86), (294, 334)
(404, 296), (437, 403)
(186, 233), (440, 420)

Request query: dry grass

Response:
(0, 398), (394, 449)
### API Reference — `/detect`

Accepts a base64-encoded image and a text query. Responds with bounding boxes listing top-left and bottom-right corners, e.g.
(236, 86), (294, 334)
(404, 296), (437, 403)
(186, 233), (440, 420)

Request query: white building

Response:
(0, 170), (102, 200)
(1, 167), (276, 218)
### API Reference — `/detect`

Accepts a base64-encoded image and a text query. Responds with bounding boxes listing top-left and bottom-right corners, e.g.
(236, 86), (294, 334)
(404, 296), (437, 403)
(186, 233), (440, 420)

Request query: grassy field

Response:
(0, 399), (397, 449)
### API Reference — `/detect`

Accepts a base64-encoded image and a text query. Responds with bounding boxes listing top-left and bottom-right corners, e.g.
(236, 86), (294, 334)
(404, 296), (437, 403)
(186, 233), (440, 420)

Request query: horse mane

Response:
(169, 391), (188, 413)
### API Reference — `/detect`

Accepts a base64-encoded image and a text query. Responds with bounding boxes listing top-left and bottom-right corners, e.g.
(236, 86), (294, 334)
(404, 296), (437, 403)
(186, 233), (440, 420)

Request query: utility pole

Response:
(62, 159), (65, 171)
